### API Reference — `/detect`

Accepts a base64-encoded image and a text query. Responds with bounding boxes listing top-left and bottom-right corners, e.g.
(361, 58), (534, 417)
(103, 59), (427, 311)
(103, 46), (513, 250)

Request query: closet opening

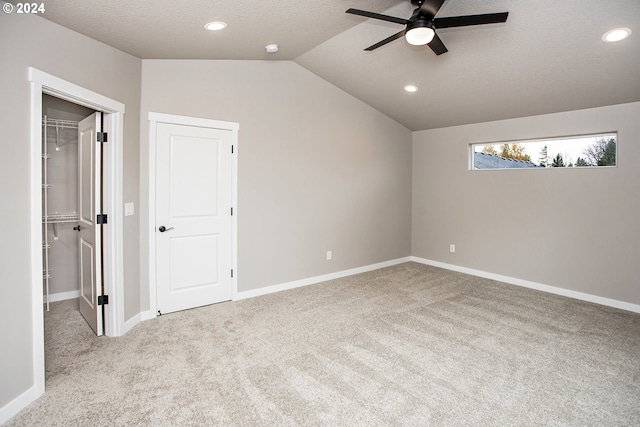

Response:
(41, 94), (106, 335)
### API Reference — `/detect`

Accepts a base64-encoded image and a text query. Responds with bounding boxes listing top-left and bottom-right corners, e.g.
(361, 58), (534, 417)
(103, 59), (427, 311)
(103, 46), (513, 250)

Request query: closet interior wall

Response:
(42, 94), (94, 307)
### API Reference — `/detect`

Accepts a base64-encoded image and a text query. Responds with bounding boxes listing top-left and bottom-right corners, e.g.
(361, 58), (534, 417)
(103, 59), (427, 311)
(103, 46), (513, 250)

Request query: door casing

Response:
(29, 68), (125, 399)
(148, 112), (239, 317)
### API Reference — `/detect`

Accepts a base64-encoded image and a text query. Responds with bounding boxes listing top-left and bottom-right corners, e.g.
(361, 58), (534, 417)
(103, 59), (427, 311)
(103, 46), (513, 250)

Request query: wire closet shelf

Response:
(42, 116), (80, 310)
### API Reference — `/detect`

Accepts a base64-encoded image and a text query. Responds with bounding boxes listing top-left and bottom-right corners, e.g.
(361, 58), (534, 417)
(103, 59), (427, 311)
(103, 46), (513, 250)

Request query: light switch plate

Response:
(125, 202), (134, 217)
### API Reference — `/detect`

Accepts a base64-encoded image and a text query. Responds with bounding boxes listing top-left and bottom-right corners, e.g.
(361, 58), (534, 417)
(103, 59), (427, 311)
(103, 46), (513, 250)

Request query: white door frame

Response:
(148, 112), (239, 316)
(29, 68), (126, 397)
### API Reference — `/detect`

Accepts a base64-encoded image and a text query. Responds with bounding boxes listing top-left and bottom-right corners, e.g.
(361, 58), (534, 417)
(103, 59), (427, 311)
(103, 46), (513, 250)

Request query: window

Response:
(470, 133), (617, 170)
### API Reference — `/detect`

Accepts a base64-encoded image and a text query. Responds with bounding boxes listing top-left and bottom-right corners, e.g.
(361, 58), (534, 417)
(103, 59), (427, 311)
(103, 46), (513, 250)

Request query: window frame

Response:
(469, 132), (618, 171)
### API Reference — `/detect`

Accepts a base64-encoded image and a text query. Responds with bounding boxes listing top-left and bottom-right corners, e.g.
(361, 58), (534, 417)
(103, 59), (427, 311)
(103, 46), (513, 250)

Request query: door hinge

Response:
(97, 132), (108, 143)
(231, 269), (234, 278)
(98, 295), (109, 305)
(231, 207), (233, 216)
(97, 214), (108, 224)
(231, 145), (234, 154)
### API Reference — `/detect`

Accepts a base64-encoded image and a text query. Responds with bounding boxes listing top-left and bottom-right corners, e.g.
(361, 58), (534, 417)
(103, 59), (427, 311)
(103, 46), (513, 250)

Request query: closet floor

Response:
(44, 299), (98, 381)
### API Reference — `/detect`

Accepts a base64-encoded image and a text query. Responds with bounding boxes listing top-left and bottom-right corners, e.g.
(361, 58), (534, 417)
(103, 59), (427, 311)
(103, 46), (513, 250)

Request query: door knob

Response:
(73, 225), (81, 231)
(158, 226), (174, 232)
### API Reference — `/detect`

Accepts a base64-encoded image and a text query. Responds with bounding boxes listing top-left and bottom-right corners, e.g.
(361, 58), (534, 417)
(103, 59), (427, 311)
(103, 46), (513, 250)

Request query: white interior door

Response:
(156, 123), (233, 315)
(77, 112), (103, 335)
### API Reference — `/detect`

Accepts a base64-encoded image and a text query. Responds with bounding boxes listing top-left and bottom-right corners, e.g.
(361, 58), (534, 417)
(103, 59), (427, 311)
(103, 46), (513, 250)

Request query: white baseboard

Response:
(411, 256), (640, 314)
(121, 313), (142, 335)
(120, 310), (156, 335)
(0, 385), (41, 425)
(140, 310), (156, 321)
(44, 290), (80, 303)
(234, 257), (412, 301)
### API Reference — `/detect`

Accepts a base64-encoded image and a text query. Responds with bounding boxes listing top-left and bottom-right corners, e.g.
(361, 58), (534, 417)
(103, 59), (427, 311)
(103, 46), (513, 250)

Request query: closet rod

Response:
(42, 118), (79, 128)
(42, 117), (78, 150)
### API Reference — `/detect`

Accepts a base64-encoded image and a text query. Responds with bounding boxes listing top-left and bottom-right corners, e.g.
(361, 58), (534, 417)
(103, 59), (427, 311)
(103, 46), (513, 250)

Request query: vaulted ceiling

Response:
(24, 0), (640, 130)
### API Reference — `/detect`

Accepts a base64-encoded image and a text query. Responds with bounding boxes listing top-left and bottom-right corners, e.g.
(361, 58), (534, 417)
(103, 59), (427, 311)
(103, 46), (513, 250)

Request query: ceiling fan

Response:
(346, 0), (508, 55)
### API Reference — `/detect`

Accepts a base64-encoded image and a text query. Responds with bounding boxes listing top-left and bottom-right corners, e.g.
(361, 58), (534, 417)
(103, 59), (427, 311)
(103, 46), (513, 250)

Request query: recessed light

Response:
(204, 21), (227, 31)
(404, 85), (418, 93)
(265, 44), (279, 53)
(602, 28), (631, 42)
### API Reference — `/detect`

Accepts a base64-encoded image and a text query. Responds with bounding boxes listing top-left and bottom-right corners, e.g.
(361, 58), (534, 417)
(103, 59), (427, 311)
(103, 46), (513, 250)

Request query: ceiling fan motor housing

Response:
(408, 18), (434, 31)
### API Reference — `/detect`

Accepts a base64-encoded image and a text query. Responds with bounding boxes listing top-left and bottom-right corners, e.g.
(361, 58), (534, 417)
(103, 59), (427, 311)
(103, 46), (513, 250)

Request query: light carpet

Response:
(7, 262), (640, 426)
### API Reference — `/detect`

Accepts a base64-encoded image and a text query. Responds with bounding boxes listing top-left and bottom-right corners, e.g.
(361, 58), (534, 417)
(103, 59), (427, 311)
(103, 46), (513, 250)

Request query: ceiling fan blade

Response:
(418, 0), (447, 17)
(434, 12), (508, 29)
(365, 30), (406, 51)
(346, 8), (409, 25)
(428, 33), (448, 55)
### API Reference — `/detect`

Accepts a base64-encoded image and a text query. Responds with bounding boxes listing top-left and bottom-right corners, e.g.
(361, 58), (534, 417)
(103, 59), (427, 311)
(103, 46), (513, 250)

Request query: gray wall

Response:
(412, 102), (640, 305)
(140, 60), (413, 305)
(0, 12), (141, 409)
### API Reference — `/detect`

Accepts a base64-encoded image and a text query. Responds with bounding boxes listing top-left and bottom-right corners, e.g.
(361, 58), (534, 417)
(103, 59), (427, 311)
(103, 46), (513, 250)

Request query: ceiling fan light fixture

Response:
(602, 28), (631, 42)
(405, 20), (435, 46)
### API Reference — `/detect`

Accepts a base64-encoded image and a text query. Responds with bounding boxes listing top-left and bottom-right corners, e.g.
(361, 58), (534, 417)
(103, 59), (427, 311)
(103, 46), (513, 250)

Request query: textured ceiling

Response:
(298, 0), (640, 130)
(18, 0), (640, 131)
(22, 0), (397, 60)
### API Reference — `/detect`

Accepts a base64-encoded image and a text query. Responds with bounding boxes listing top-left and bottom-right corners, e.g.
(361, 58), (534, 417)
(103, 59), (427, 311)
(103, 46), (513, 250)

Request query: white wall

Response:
(0, 10), (141, 414)
(140, 60), (413, 306)
(412, 102), (640, 305)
